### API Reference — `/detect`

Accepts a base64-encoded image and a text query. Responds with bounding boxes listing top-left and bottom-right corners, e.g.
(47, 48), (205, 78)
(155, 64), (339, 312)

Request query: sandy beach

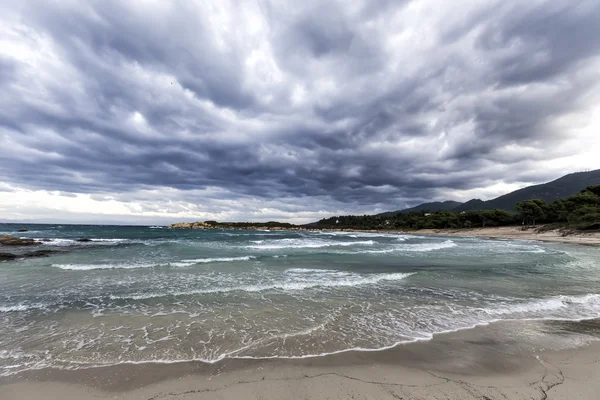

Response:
(411, 226), (600, 247)
(2, 319), (600, 400)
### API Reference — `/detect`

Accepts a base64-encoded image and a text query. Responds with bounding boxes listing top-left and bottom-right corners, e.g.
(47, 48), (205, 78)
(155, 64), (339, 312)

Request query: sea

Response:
(1, 223), (600, 377)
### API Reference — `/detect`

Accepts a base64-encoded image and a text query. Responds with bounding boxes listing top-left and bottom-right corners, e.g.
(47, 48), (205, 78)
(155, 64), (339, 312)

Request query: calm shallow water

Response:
(1, 224), (599, 376)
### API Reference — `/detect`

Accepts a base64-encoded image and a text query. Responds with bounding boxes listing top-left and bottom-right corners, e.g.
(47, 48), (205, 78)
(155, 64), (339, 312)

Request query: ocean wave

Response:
(0, 303), (51, 313)
(33, 238), (129, 247)
(336, 240), (457, 254)
(340, 249), (396, 254)
(396, 240), (457, 252)
(0, 304), (33, 312)
(0, 271), (415, 311)
(247, 238), (375, 250)
(53, 256), (258, 270)
(285, 267), (338, 273)
(487, 294), (600, 316)
(52, 262), (158, 270)
(33, 238), (78, 246)
(170, 256), (257, 267)
(316, 231), (409, 239)
(108, 272), (416, 300)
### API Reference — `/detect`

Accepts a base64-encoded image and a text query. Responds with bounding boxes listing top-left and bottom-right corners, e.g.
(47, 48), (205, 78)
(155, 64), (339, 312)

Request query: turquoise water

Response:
(1, 223), (600, 376)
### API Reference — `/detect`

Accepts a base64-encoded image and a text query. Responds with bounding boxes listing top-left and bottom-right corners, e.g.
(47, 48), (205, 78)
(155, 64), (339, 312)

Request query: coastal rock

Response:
(0, 252), (17, 261)
(0, 235), (40, 246)
(169, 222), (193, 229)
(0, 249), (63, 261)
(76, 238), (93, 242)
(23, 250), (62, 257)
(18, 228), (28, 232)
(169, 221), (214, 229)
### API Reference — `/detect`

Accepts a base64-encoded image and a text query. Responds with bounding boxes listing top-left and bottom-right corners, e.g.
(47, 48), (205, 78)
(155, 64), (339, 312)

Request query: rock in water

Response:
(0, 235), (40, 246)
(0, 253), (17, 261)
(23, 250), (62, 258)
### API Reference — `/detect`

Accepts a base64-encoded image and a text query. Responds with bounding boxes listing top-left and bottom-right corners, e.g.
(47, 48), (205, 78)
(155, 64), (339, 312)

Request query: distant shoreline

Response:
(168, 222), (600, 247)
(407, 226), (600, 247)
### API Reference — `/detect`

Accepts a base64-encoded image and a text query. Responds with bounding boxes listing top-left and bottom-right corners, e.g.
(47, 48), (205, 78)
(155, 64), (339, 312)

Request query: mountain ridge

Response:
(378, 169), (600, 216)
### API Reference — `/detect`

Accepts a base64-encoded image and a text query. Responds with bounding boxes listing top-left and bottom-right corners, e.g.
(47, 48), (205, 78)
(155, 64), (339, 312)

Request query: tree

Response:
(515, 199), (546, 226)
(582, 184), (600, 197)
(548, 199), (570, 223)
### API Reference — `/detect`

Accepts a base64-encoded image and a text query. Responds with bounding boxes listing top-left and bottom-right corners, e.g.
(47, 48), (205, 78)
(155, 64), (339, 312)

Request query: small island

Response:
(169, 220), (301, 230)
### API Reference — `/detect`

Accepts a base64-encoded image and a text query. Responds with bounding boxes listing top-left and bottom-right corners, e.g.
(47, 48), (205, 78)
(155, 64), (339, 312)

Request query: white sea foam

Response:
(53, 256), (257, 270)
(340, 249), (396, 254)
(396, 240), (457, 252)
(34, 238), (78, 246)
(34, 238), (128, 247)
(248, 238), (375, 249)
(0, 303), (50, 313)
(0, 304), (32, 312)
(336, 240), (457, 254)
(487, 294), (600, 317)
(170, 256), (257, 267)
(316, 231), (410, 240)
(52, 263), (158, 270)
(109, 272), (416, 300)
(285, 268), (338, 273)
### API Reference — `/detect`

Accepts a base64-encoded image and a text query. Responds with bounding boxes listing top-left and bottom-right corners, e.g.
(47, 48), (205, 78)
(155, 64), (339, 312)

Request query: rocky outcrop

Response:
(0, 249), (62, 261)
(0, 235), (40, 246)
(169, 222), (215, 229)
(22, 250), (62, 257)
(0, 252), (17, 261)
(168, 221), (304, 230)
(76, 238), (93, 242)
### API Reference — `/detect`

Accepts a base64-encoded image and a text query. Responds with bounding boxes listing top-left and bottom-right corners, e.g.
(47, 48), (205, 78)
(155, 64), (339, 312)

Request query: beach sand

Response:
(2, 319), (600, 400)
(413, 226), (600, 247)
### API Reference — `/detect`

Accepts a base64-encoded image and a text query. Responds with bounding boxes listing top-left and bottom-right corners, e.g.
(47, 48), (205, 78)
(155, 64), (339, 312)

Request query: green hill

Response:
(454, 169), (600, 212)
(377, 201), (463, 217)
(378, 169), (600, 216)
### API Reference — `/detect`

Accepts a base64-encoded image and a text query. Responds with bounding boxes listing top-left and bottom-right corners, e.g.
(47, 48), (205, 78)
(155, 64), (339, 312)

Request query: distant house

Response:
(424, 213), (432, 216)
(385, 220), (391, 225)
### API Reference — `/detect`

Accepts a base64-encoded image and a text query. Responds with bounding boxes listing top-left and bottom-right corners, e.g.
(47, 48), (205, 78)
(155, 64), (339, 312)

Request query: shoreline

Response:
(407, 226), (600, 247)
(2, 318), (600, 399)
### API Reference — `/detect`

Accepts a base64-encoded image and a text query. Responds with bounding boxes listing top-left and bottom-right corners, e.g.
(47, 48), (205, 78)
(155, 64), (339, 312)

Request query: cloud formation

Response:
(1, 0), (600, 223)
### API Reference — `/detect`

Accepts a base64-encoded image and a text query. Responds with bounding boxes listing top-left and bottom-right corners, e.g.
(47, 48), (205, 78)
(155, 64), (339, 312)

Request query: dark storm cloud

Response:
(1, 0), (600, 220)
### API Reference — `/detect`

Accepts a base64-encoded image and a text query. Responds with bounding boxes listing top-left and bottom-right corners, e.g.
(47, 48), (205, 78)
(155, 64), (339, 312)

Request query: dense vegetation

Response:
(317, 185), (600, 231)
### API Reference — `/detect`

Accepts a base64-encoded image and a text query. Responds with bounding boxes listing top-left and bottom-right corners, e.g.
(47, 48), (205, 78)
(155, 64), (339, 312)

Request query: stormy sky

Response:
(1, 0), (600, 224)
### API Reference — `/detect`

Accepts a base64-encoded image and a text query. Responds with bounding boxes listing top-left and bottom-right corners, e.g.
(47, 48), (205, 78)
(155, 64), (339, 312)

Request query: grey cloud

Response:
(1, 0), (599, 222)
(478, 1), (600, 86)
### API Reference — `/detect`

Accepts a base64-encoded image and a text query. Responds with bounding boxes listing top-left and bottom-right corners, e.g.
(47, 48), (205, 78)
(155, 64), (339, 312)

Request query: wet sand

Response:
(413, 226), (600, 246)
(2, 319), (600, 400)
